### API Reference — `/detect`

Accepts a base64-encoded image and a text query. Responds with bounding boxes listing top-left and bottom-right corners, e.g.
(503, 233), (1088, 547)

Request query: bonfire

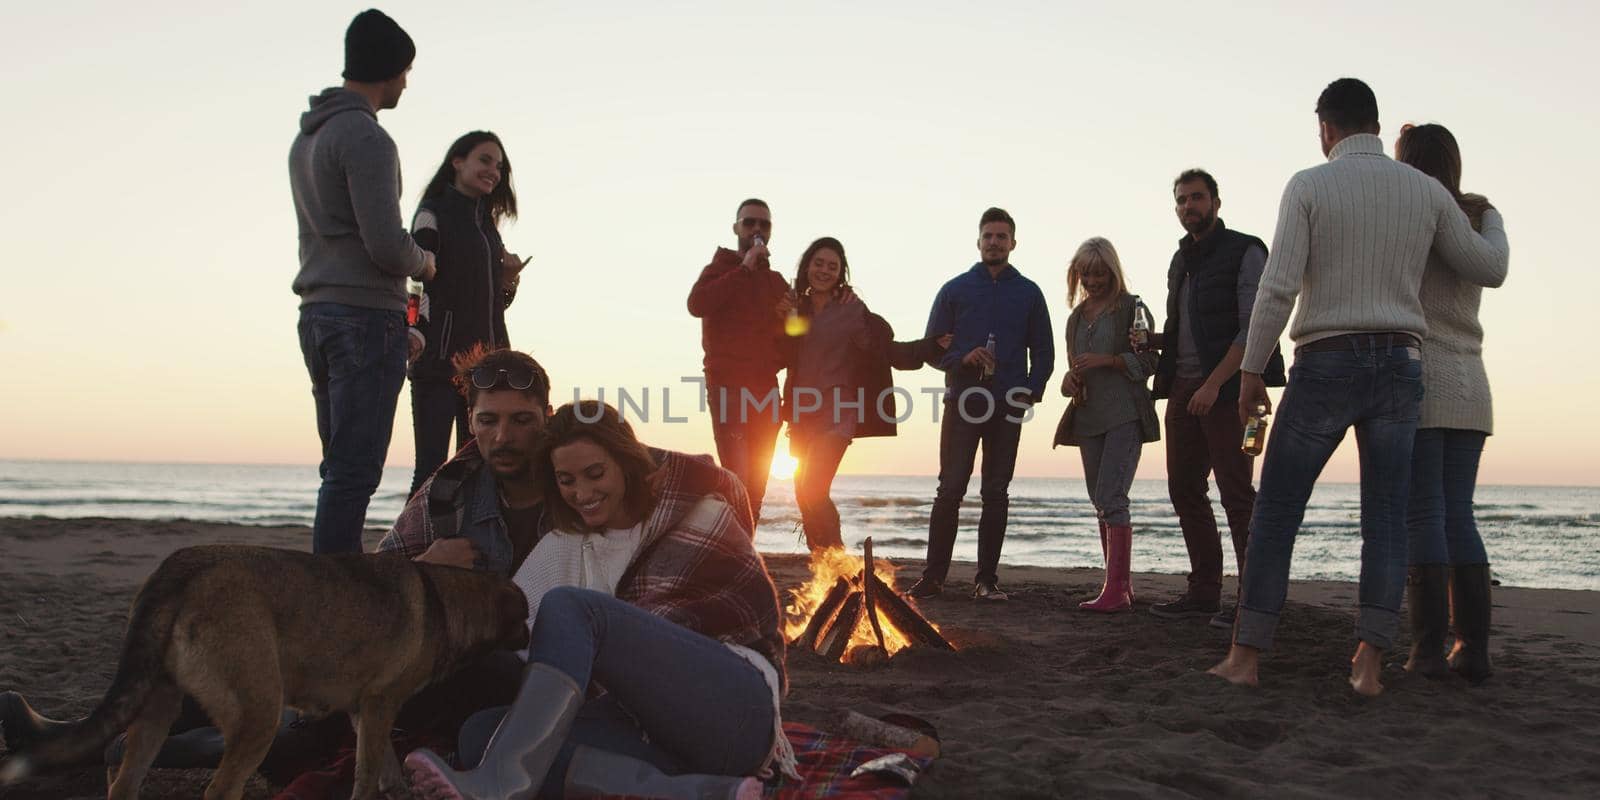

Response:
(783, 538), (954, 665)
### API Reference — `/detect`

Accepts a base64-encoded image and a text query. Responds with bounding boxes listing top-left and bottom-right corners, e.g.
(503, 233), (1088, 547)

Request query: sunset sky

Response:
(2, 0), (1595, 487)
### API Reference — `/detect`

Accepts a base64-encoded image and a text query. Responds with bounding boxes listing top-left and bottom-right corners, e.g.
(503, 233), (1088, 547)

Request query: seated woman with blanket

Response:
(404, 401), (794, 800)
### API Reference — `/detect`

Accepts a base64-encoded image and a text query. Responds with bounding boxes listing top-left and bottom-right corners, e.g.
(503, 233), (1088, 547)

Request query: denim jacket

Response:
(377, 446), (548, 576)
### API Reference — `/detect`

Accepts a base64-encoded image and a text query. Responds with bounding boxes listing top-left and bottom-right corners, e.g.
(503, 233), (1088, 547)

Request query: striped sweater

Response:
(1242, 133), (1509, 373)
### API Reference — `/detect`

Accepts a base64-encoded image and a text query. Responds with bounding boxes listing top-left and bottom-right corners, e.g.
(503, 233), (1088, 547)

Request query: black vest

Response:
(411, 187), (509, 381)
(1153, 220), (1285, 400)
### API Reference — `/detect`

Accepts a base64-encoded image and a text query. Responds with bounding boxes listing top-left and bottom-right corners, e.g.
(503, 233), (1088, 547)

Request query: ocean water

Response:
(1, 460), (1595, 591)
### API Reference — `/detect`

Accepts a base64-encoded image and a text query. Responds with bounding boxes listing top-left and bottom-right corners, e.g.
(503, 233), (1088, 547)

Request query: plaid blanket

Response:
(765, 722), (931, 799)
(269, 722), (927, 800)
(611, 449), (783, 689)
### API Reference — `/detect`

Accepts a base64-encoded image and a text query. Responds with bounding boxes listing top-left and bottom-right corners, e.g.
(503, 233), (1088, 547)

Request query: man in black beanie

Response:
(289, 8), (436, 555)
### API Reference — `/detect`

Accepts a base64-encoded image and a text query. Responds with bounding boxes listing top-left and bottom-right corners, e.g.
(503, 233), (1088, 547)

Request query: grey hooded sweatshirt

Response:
(289, 88), (427, 310)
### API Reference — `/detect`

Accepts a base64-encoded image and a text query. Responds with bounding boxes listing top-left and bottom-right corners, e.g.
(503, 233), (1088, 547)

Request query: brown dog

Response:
(0, 545), (530, 800)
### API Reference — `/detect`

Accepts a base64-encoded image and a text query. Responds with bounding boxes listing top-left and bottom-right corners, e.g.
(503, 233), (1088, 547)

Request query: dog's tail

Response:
(0, 551), (197, 784)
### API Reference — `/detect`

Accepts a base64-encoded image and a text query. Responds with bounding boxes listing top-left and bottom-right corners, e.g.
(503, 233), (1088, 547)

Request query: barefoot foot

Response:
(1349, 642), (1385, 697)
(1206, 644), (1260, 687)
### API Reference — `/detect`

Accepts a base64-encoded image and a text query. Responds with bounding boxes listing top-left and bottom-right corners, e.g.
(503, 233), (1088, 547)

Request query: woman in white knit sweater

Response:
(1396, 123), (1505, 686)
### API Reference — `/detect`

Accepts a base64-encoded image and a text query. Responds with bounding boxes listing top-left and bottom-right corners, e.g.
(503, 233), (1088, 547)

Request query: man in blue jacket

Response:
(909, 208), (1055, 601)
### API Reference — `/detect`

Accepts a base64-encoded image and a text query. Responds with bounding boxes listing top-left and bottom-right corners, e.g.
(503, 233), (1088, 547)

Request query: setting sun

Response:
(769, 452), (799, 481)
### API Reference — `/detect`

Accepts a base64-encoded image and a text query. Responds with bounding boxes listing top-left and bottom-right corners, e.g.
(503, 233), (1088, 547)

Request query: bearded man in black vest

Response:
(1147, 169), (1284, 629)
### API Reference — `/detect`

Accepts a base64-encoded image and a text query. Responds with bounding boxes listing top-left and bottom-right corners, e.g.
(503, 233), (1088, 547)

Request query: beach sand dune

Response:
(3, 518), (1598, 798)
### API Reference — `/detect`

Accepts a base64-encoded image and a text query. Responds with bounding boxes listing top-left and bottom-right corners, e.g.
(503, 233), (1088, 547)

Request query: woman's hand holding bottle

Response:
(1061, 370), (1086, 399)
(1071, 353), (1119, 372)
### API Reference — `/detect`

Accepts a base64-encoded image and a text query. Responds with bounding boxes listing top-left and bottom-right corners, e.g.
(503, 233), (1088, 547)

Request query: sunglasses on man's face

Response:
(738, 217), (772, 230)
(470, 366), (540, 390)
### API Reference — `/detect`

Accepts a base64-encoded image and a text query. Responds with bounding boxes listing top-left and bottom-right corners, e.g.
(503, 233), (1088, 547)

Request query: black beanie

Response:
(342, 9), (415, 82)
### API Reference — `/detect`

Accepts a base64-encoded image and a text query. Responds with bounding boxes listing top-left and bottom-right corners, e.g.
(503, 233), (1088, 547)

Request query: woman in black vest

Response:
(408, 131), (529, 495)
(778, 237), (949, 552)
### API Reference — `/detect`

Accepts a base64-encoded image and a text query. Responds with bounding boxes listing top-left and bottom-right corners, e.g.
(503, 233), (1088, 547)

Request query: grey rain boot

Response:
(1404, 564), (1451, 678)
(404, 663), (585, 800)
(563, 746), (762, 800)
(1449, 564), (1494, 685)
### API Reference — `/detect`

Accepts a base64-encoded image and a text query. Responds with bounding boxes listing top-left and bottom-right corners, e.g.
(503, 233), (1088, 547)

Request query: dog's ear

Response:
(498, 584), (531, 650)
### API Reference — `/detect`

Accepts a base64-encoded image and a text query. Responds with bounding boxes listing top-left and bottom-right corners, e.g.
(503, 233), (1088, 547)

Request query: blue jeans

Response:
(459, 588), (774, 797)
(1077, 420), (1144, 527)
(707, 383), (781, 523)
(296, 303), (408, 554)
(924, 397), (1025, 585)
(1235, 337), (1423, 651)
(1407, 428), (1489, 565)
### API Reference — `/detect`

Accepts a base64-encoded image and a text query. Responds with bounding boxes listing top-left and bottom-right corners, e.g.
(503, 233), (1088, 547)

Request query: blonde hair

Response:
(1066, 237), (1128, 306)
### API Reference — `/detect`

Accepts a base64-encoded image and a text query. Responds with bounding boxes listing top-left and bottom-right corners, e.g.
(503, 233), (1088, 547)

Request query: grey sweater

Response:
(1243, 134), (1509, 373)
(289, 88), (427, 310)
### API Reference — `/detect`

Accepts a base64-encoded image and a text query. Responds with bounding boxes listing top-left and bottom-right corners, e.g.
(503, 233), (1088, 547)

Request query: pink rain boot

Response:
(1080, 525), (1133, 612)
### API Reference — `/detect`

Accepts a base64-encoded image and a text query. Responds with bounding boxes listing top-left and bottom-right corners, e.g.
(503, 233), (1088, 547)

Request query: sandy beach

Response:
(2, 516), (1598, 799)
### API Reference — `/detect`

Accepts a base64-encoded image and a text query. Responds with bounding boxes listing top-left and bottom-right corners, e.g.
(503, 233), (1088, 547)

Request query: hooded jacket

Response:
(289, 87), (427, 310)
(686, 248), (790, 389)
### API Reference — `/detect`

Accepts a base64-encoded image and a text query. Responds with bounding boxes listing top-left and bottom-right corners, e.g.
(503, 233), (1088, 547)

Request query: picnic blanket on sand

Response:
(270, 722), (930, 800)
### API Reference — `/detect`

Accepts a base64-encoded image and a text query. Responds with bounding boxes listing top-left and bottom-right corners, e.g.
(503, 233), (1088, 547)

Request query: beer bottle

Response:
(980, 333), (996, 382)
(1242, 403), (1269, 456)
(784, 287), (809, 337)
(1131, 302), (1152, 352)
(405, 277), (424, 326)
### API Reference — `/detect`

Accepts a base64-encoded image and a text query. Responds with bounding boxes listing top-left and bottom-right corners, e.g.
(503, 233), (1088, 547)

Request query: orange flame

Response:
(782, 547), (941, 658)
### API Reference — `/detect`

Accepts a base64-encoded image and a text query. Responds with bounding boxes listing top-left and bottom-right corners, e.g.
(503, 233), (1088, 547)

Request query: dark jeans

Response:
(459, 588), (774, 797)
(296, 303), (408, 554)
(1407, 428), (1489, 566)
(1235, 336), (1423, 652)
(707, 383), (781, 523)
(792, 430), (852, 551)
(924, 398), (1025, 585)
(1078, 420), (1143, 528)
(1165, 375), (1257, 605)
(410, 376), (471, 497)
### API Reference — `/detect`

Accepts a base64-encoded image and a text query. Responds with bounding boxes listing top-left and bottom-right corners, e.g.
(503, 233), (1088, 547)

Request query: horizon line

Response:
(2, 457), (1595, 491)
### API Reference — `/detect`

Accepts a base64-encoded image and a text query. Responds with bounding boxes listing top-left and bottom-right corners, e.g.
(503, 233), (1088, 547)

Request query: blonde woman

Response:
(1054, 238), (1160, 612)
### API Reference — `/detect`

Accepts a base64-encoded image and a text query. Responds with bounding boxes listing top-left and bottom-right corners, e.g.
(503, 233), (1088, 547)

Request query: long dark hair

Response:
(533, 401), (658, 532)
(792, 237), (852, 317)
(422, 131), (518, 224)
(1396, 123), (1492, 230)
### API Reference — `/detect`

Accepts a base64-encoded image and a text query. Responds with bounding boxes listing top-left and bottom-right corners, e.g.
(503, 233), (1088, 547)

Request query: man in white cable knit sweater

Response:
(1208, 78), (1509, 696)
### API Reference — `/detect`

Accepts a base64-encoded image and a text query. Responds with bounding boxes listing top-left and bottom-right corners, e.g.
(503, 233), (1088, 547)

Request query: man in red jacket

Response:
(687, 198), (790, 523)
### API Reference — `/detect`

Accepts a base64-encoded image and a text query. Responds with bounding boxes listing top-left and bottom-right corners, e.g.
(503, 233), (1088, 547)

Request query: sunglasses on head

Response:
(470, 366), (540, 391)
